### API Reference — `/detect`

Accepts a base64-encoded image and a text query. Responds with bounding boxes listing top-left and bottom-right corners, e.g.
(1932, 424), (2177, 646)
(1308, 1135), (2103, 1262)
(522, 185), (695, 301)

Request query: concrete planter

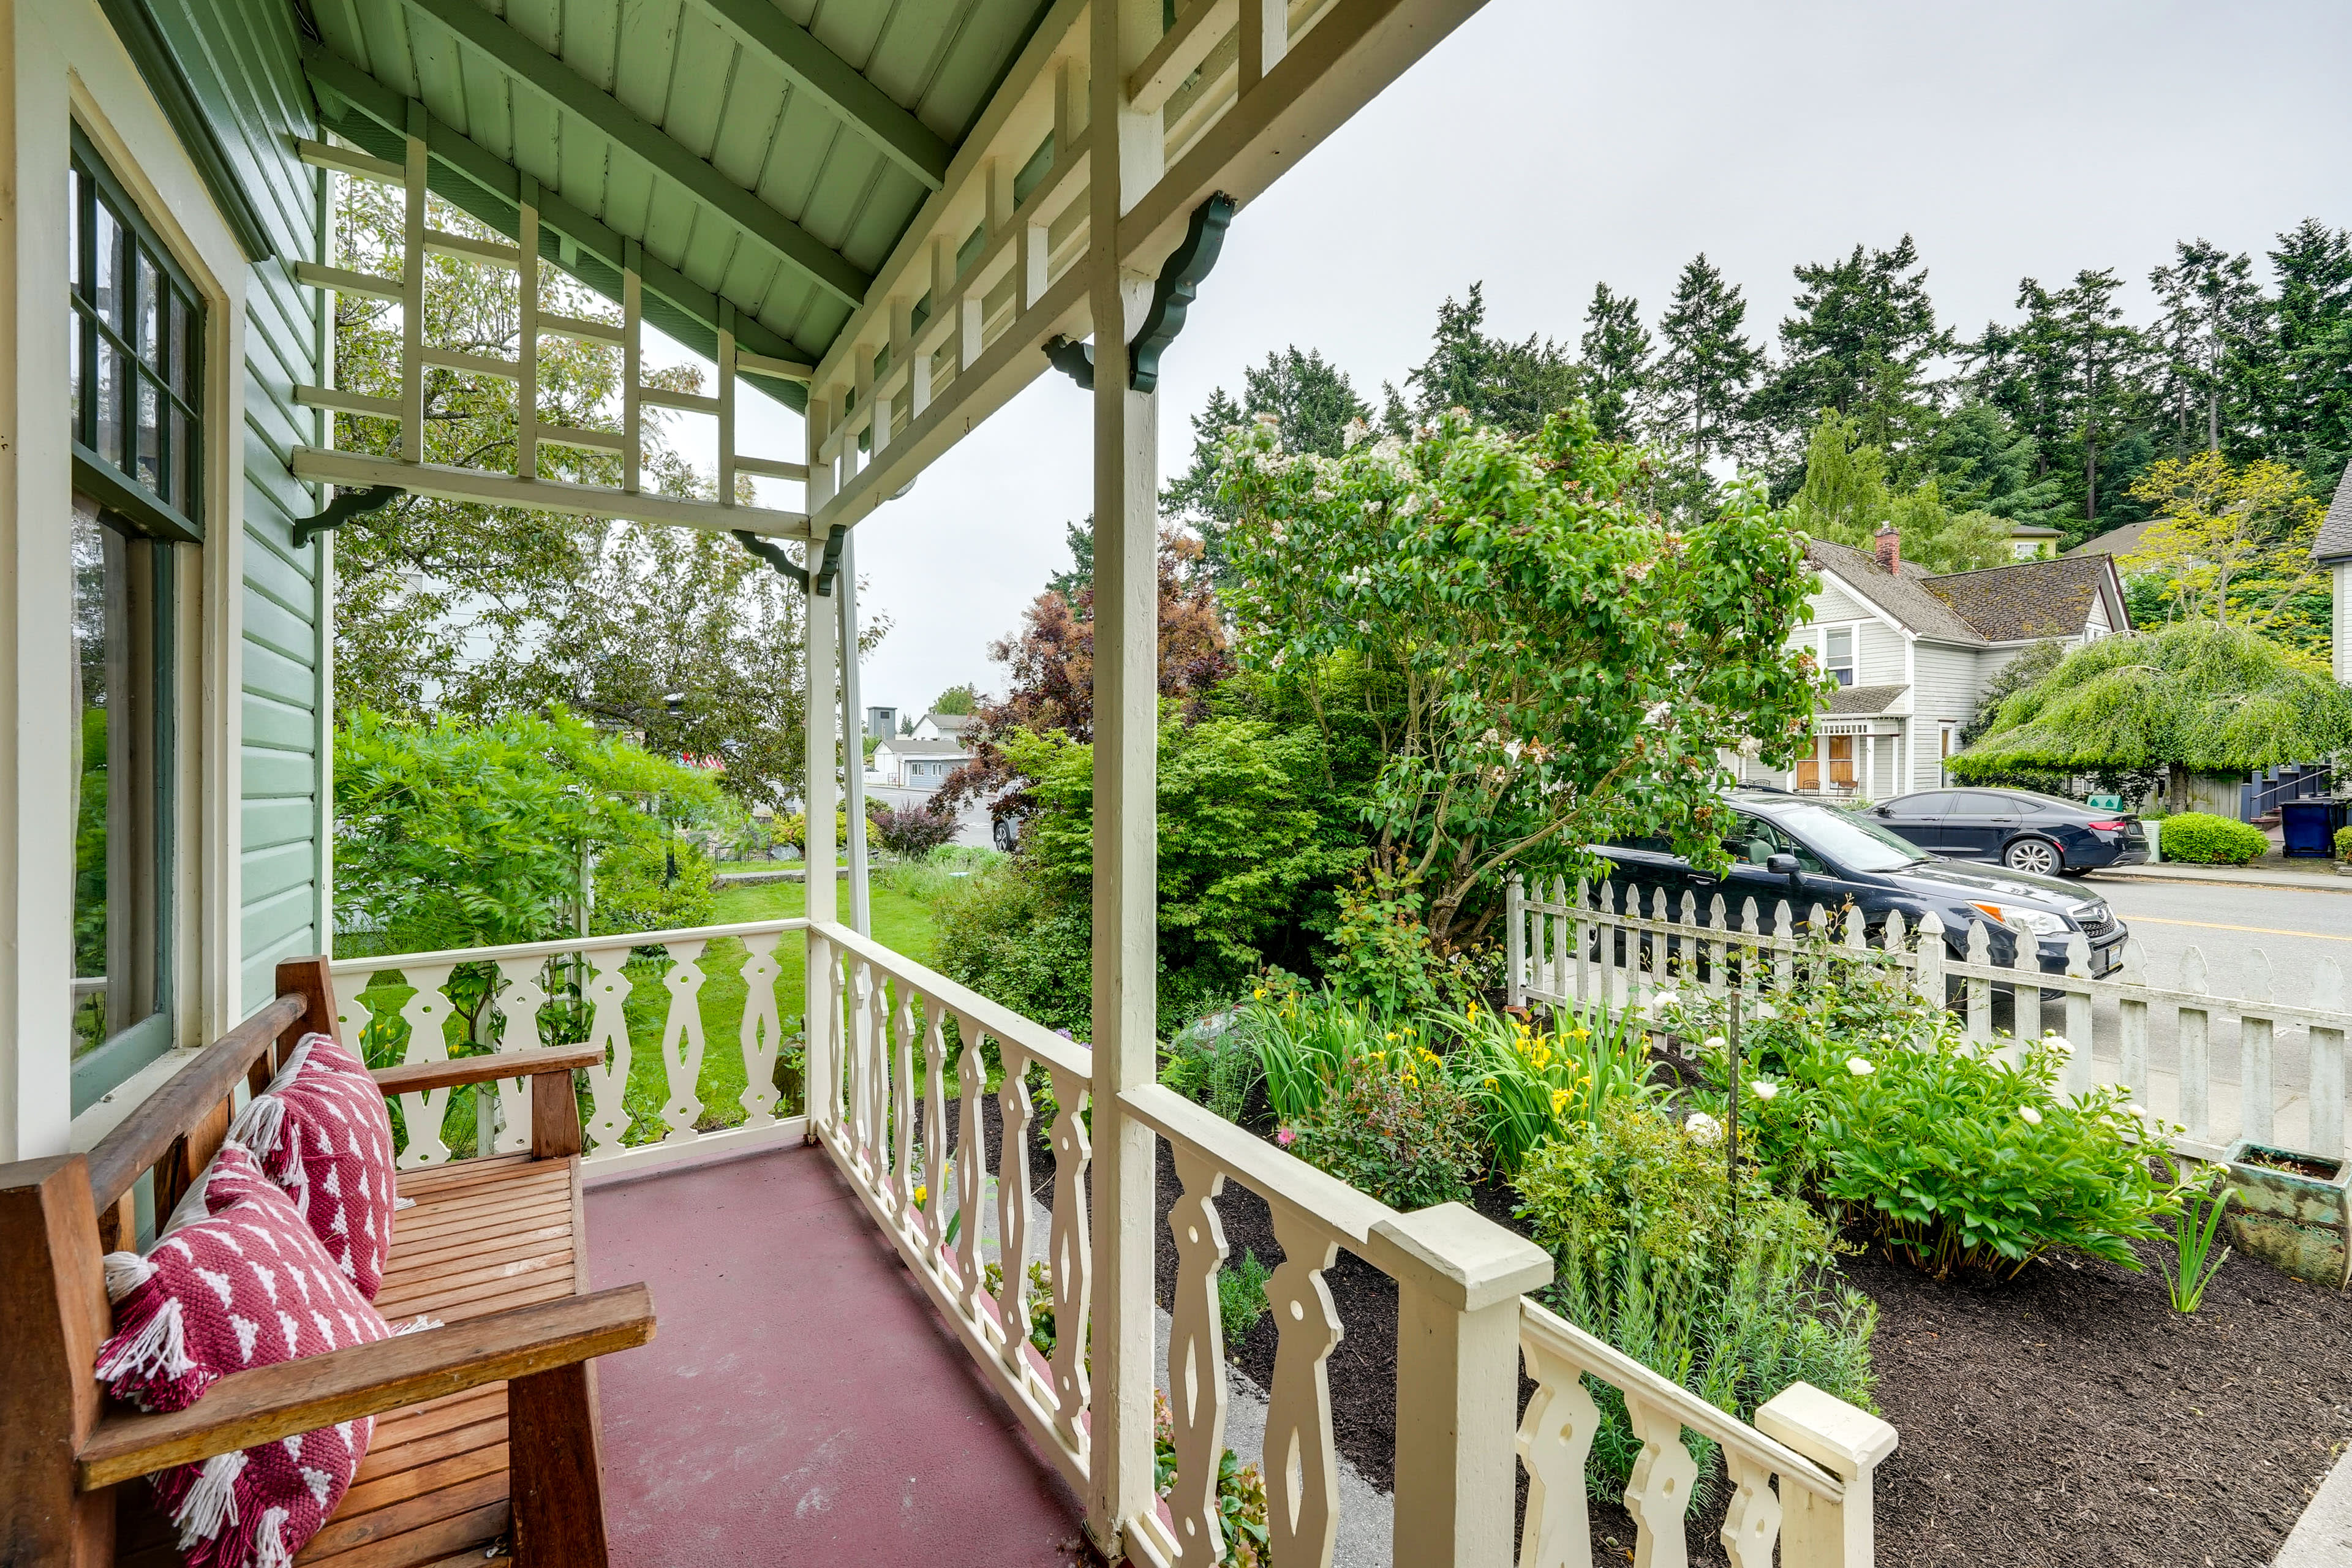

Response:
(2222, 1140), (2352, 1289)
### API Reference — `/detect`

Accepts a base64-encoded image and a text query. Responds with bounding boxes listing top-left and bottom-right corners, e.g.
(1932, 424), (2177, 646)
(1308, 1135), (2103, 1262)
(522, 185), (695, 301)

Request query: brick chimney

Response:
(1874, 524), (1900, 574)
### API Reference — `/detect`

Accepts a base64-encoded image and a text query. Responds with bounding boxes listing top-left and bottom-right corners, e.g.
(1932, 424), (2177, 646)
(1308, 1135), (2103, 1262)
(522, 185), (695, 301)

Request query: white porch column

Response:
(838, 532), (870, 936)
(1864, 733), (1877, 798)
(1087, 0), (1163, 1553)
(803, 400), (840, 1141)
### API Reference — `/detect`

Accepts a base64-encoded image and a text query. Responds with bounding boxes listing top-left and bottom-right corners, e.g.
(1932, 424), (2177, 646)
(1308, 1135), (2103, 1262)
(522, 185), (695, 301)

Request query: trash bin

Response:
(2280, 799), (2348, 858)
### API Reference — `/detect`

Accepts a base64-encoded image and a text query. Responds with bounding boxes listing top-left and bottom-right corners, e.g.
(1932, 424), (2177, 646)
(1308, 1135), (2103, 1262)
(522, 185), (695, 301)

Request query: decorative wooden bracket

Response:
(1044, 192), (1236, 393)
(292, 482), (405, 548)
(733, 524), (846, 594)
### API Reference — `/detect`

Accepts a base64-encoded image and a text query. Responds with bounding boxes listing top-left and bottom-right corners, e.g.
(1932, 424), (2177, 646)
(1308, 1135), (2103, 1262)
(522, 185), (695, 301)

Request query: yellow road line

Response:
(2124, 915), (2352, 944)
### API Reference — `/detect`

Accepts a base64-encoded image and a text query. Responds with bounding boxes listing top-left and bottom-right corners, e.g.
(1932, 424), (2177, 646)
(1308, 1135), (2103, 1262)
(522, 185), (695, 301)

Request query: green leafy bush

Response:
(2159, 812), (2268, 864)
(2338, 824), (2352, 863)
(1228, 982), (1393, 1123)
(1290, 1052), (1482, 1210)
(1515, 1102), (1876, 1497)
(1160, 1016), (1262, 1122)
(1657, 948), (2181, 1278)
(1434, 997), (1660, 1173)
(1220, 1250), (1273, 1348)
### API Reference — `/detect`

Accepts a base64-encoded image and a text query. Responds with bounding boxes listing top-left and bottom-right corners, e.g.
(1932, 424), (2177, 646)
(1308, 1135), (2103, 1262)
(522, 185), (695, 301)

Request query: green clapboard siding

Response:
(143, 0), (332, 1012)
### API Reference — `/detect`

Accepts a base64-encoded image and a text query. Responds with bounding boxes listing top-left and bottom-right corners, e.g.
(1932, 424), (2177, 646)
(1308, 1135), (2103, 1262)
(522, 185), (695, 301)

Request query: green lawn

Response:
(355, 871), (945, 1157)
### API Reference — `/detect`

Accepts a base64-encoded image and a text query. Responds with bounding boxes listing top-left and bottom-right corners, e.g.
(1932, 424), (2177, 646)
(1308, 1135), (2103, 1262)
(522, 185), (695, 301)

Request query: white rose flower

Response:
(1684, 1111), (1725, 1146)
(1845, 1056), (1875, 1077)
(1750, 1078), (1781, 1101)
(1651, 990), (1681, 1011)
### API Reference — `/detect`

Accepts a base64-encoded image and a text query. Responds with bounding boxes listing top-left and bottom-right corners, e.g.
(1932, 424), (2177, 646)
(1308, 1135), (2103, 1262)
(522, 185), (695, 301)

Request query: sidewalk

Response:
(2089, 859), (2352, 895)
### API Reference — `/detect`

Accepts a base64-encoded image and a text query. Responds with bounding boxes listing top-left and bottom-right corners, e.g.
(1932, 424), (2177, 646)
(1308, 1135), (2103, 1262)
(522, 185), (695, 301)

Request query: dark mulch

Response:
(941, 1088), (2352, 1564)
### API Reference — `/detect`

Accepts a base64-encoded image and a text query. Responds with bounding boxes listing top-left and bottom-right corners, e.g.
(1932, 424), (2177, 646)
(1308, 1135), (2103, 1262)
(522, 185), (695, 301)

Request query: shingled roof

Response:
(2317, 462), (2352, 565)
(1806, 538), (2122, 643)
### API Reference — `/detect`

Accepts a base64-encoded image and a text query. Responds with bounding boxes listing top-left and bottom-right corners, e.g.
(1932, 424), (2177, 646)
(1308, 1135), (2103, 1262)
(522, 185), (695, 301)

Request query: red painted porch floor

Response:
(585, 1143), (1093, 1566)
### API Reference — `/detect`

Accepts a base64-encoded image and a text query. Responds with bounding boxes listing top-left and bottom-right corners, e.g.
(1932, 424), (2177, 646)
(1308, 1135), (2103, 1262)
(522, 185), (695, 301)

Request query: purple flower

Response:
(1055, 1028), (1073, 1039)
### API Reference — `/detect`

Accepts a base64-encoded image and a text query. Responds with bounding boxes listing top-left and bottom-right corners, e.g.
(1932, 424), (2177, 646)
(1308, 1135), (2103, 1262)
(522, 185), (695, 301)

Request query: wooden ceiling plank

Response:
(685, 0), (951, 190)
(394, 0), (870, 306)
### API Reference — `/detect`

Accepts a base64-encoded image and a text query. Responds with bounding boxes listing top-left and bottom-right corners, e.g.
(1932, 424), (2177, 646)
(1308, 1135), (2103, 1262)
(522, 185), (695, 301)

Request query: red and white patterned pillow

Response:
(95, 1143), (412, 1568)
(226, 1031), (399, 1299)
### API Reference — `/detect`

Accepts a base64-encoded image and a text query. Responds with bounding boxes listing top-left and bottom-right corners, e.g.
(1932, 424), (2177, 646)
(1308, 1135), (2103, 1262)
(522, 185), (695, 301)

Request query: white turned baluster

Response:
(2062, 935), (2095, 1097)
(1517, 1340), (1599, 1568)
(1046, 1063), (1091, 1450)
(581, 946), (635, 1153)
(2242, 949), (2275, 1146)
(848, 962), (876, 1174)
(956, 1019), (989, 1324)
(1679, 891), (1701, 991)
(1772, 900), (1795, 993)
(393, 964), (458, 1168)
(2180, 946), (2212, 1143)
(1263, 1208), (1344, 1568)
(2011, 920), (2043, 1046)
(1964, 919), (1994, 1040)
(657, 940), (710, 1145)
(868, 969), (893, 1188)
(1739, 899), (1762, 1001)
(1166, 1149), (1231, 1567)
(1718, 1453), (1784, 1568)
(1706, 893), (1730, 997)
(1622, 1396), (1697, 1568)
(737, 932), (786, 1125)
(1914, 910), (1947, 1018)
(2119, 940), (2152, 1107)
(2312, 960), (2346, 1160)
(333, 976), (375, 1057)
(921, 1001), (949, 1253)
(996, 1049), (1034, 1379)
(891, 983), (918, 1224)
(490, 957), (550, 1154)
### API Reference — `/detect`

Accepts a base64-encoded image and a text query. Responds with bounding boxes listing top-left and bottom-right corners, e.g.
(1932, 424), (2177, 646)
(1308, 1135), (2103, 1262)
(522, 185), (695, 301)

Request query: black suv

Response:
(1597, 788), (2130, 977)
(1868, 788), (2151, 876)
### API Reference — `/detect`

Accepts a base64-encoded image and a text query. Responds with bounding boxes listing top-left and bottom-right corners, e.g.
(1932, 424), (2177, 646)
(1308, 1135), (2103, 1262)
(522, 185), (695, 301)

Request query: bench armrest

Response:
(370, 1043), (605, 1096)
(77, 1283), (654, 1488)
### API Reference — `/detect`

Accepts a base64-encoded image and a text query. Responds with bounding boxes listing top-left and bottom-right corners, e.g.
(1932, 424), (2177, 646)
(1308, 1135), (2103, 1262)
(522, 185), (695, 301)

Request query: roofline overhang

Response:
(1807, 560), (1918, 641)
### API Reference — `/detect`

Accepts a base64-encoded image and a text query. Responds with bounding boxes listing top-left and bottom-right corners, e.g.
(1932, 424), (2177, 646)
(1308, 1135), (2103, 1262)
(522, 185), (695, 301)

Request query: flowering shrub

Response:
(1515, 1102), (1876, 1496)
(1435, 997), (1661, 1172)
(1657, 948), (2182, 1279)
(1229, 981), (1390, 1123)
(1291, 1051), (1482, 1210)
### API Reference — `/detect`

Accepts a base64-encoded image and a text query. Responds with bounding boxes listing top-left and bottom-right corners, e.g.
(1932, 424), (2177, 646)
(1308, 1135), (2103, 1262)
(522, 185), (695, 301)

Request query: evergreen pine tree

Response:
(2252, 219), (2352, 484)
(1577, 282), (1653, 442)
(1654, 253), (1765, 464)
(1753, 235), (1951, 473)
(2148, 239), (2261, 458)
(1161, 351), (1371, 584)
(1391, 282), (1580, 437)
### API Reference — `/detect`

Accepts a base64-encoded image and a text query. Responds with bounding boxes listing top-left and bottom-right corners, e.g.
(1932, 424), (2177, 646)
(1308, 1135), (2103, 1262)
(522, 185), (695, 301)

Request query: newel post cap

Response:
(1368, 1204), (1552, 1313)
(1755, 1382), (1899, 1477)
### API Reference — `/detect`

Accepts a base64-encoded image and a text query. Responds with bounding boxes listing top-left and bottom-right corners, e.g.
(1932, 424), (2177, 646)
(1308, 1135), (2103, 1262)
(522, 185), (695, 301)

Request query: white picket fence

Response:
(1507, 876), (2352, 1163)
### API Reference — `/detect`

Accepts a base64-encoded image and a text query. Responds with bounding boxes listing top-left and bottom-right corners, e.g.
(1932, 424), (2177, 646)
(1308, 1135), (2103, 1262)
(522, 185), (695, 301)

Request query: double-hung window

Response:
(1823, 627), (1855, 688)
(68, 130), (197, 1112)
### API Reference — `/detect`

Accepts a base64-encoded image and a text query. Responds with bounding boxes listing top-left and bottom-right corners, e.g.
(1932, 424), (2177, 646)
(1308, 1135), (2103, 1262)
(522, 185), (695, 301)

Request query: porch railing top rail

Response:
(328, 916), (812, 977)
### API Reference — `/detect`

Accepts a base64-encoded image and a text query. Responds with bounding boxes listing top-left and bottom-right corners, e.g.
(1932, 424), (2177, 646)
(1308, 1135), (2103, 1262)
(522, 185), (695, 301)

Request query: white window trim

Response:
(6, 0), (250, 1161)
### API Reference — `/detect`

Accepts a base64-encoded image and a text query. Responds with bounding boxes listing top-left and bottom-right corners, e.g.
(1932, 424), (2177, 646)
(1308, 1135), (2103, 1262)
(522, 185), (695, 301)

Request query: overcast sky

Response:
(736, 0), (2352, 726)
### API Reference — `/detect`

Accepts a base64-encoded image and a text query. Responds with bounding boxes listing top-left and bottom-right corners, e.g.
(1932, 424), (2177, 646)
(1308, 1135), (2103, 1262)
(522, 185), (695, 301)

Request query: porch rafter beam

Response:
(290, 447), (812, 540)
(303, 43), (811, 409)
(388, 0), (870, 306)
(683, 0), (950, 190)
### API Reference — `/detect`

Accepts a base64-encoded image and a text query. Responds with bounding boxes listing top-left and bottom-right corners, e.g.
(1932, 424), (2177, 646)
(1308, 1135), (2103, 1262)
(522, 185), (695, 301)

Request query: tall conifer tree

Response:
(1655, 254), (1764, 464)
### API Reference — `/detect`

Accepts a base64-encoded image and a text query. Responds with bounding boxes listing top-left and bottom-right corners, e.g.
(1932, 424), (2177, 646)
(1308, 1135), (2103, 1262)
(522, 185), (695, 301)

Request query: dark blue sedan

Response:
(1867, 788), (2151, 877)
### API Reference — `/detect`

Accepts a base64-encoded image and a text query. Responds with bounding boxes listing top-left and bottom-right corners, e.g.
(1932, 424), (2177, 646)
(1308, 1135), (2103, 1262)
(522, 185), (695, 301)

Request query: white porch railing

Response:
(343, 913), (1898, 1564)
(1507, 876), (2352, 1163)
(330, 918), (807, 1178)
(807, 919), (1895, 1568)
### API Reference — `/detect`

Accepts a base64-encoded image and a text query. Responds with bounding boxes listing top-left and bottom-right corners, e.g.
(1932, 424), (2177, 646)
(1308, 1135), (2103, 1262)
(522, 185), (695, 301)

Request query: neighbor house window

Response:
(69, 130), (194, 1112)
(1823, 627), (1855, 688)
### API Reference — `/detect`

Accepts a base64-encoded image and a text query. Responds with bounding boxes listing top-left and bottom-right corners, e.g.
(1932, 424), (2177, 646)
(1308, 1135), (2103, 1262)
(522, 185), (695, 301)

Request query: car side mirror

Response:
(1765, 853), (1801, 876)
(1872, 805), (1891, 817)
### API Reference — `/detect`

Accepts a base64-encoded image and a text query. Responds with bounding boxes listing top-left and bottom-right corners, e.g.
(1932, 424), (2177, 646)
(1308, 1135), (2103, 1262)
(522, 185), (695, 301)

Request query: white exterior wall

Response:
(2335, 562), (2351, 685)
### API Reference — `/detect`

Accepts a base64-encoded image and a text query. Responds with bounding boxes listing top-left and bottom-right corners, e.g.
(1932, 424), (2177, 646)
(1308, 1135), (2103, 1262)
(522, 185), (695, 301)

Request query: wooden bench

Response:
(1, 957), (655, 1568)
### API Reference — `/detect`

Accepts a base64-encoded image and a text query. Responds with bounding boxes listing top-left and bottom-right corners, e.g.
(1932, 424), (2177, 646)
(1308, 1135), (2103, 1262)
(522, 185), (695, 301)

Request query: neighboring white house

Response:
(870, 736), (971, 790)
(2316, 462), (2352, 685)
(910, 710), (978, 742)
(1741, 529), (2132, 800)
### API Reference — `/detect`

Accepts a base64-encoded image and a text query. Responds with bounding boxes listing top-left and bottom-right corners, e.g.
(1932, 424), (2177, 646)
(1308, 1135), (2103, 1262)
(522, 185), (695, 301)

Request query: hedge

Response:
(2159, 813), (2269, 865)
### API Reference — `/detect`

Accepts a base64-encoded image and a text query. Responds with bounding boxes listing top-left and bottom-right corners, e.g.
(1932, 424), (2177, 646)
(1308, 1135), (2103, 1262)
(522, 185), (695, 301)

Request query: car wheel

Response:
(2003, 837), (2060, 876)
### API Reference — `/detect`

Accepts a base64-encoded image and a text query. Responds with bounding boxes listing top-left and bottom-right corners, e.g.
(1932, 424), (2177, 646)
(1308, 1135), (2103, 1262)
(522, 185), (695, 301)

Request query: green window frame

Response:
(69, 124), (204, 545)
(69, 129), (191, 1115)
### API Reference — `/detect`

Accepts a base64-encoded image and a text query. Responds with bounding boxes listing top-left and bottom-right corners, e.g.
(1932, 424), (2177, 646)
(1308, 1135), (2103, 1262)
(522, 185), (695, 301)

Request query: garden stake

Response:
(1727, 991), (1741, 1246)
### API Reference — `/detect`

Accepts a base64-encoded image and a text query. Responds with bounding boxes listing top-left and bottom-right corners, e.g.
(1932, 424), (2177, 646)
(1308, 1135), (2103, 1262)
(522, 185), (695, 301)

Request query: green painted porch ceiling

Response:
(305, 0), (1052, 378)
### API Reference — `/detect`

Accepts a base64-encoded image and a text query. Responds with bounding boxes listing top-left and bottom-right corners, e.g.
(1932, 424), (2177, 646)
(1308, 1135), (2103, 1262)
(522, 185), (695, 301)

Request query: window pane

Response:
(96, 339), (123, 467)
(137, 251), (159, 364)
(94, 201), (123, 333)
(69, 309), (82, 429)
(67, 168), (81, 296)
(137, 377), (162, 492)
(170, 293), (190, 398)
(172, 407), (192, 509)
